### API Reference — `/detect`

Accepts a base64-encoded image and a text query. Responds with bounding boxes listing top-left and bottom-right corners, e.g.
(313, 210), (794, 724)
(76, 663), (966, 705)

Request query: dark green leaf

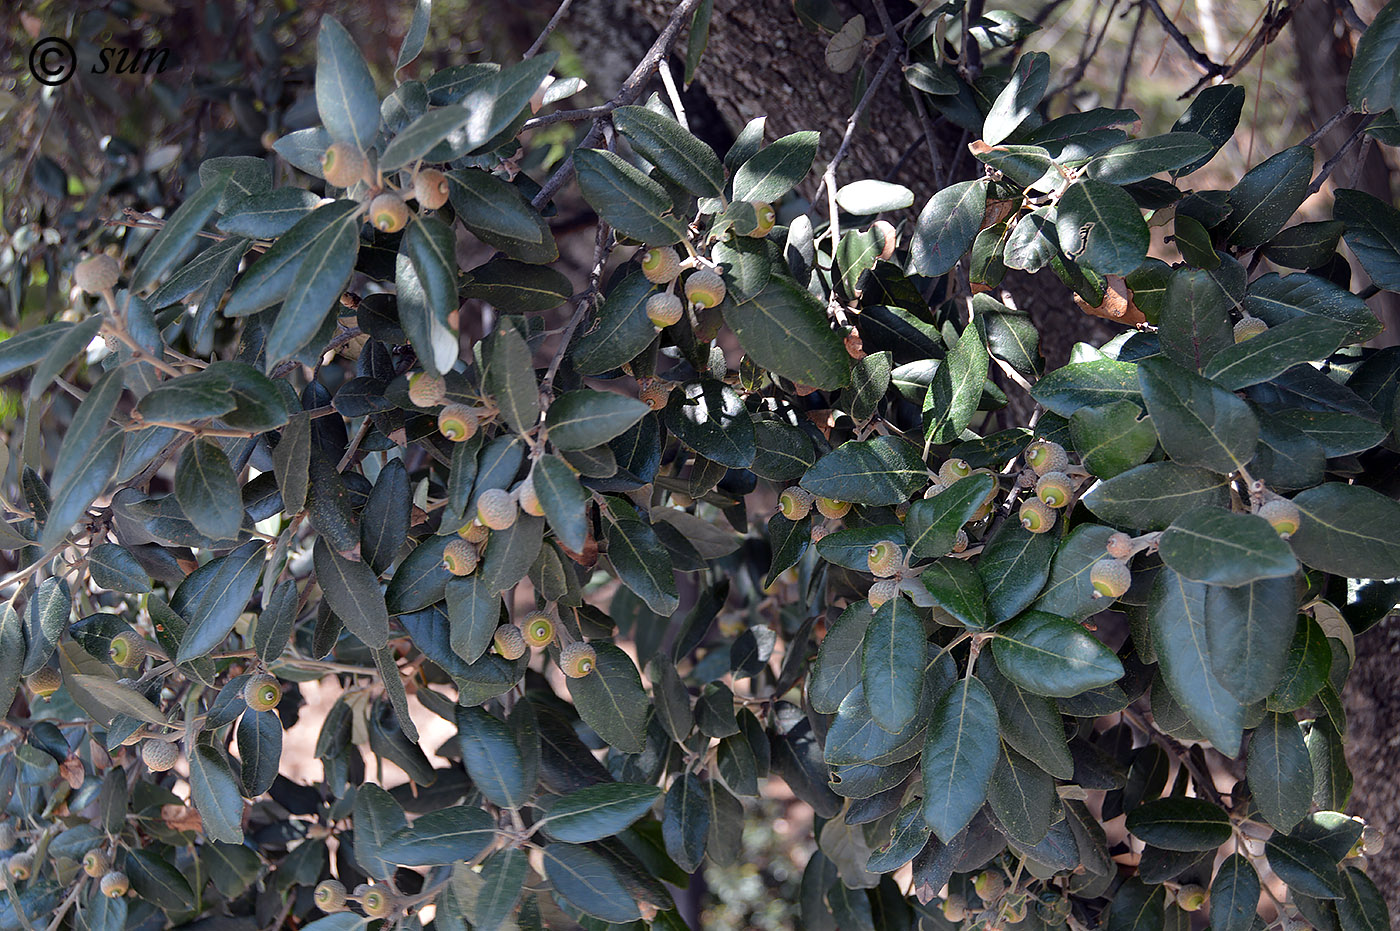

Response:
(1265, 834), (1344, 899)
(1031, 358), (1142, 416)
(726, 276), (852, 390)
(457, 706), (527, 808)
(1334, 189), (1400, 291)
(361, 458), (410, 574)
(378, 804), (494, 867)
(86, 543), (150, 594)
(461, 257), (572, 313)
(921, 675), (999, 842)
(977, 518), (1057, 624)
(41, 428), (121, 551)
(1171, 84), (1244, 175)
(980, 658), (1074, 779)
(574, 148), (687, 244)
(983, 52), (1049, 145)
(1085, 133), (1215, 185)
(909, 180), (987, 278)
(446, 168), (558, 263)
(904, 472), (995, 560)
(542, 843), (642, 923)
(547, 390), (650, 451)
(1338, 865), (1390, 931)
(991, 611), (1123, 698)
(919, 560), (988, 630)
(604, 512), (678, 615)
(543, 783), (662, 843)
(1347, 0), (1400, 113)
(1203, 318), (1351, 391)
(132, 173), (232, 293)
(731, 131), (820, 203)
(188, 742), (245, 844)
(799, 435), (927, 506)
(664, 381), (755, 468)
(1247, 711), (1313, 832)
(810, 601), (872, 714)
(1159, 266), (1237, 372)
(1057, 179), (1150, 276)
(1138, 355), (1258, 474)
(175, 438), (243, 542)
(1124, 797), (1231, 851)
(176, 541), (265, 663)
(1148, 568), (1244, 756)
(925, 317), (989, 444)
(265, 210), (359, 368)
(1289, 483), (1400, 579)
(663, 773), (709, 872)
(1221, 146), (1313, 248)
(1158, 507), (1298, 585)
(988, 744), (1055, 845)
(237, 709), (282, 797)
(223, 200), (361, 317)
(315, 17), (380, 151)
(313, 537), (391, 648)
(1210, 854), (1260, 931)
(614, 105), (724, 196)
(1262, 220), (1346, 270)
(860, 596), (926, 734)
(1206, 575), (1298, 703)
(126, 848), (195, 912)
(1082, 460), (1231, 530)
(475, 848), (529, 931)
(572, 272), (656, 375)
(567, 642), (649, 753)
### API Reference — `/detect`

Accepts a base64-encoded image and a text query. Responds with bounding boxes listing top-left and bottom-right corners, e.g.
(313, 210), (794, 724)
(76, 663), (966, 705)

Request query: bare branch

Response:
(524, 0), (575, 59)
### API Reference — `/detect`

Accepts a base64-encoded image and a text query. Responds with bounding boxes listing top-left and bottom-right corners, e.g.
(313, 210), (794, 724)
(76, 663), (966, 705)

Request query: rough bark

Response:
(1343, 616), (1400, 914)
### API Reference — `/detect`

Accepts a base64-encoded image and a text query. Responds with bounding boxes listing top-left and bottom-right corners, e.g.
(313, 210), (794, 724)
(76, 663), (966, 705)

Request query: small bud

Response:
(521, 611), (555, 649)
(560, 641), (597, 678)
(778, 487), (814, 521)
(867, 539), (902, 578)
(407, 372), (448, 407)
(1025, 439), (1068, 476)
(1234, 316), (1268, 342)
(1259, 498), (1301, 538)
(437, 404), (479, 442)
(321, 142), (367, 188)
(1035, 471), (1073, 509)
(441, 539), (480, 576)
(109, 630), (147, 668)
(1090, 558), (1132, 599)
(82, 849), (111, 878)
(141, 739), (179, 772)
(638, 376), (672, 411)
(646, 292), (685, 327)
(815, 497), (851, 520)
(100, 871), (130, 898)
(369, 193), (410, 233)
(315, 879), (348, 911)
(493, 624), (527, 660)
(1019, 498), (1056, 533)
(412, 168), (450, 209)
(27, 667), (61, 700)
(243, 673), (282, 713)
(684, 269), (727, 309)
(476, 487), (518, 530)
(74, 255), (120, 295)
(640, 246), (682, 284)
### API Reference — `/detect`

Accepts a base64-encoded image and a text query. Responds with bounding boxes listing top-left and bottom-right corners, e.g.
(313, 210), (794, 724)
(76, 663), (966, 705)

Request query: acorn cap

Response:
(321, 142), (367, 188)
(413, 168), (450, 209)
(74, 255), (120, 295)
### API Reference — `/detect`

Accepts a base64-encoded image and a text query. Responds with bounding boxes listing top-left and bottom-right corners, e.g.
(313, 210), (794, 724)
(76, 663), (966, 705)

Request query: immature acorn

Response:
(109, 630), (147, 668)
(476, 487), (518, 530)
(243, 673), (282, 712)
(973, 870), (1006, 901)
(638, 376), (672, 411)
(1259, 497), (1302, 537)
(369, 193), (410, 233)
(646, 292), (685, 327)
(867, 539), (902, 578)
(640, 246), (682, 284)
(7, 852), (33, 881)
(74, 254), (121, 295)
(493, 624), (527, 660)
(412, 168), (450, 209)
(441, 539), (480, 576)
(938, 458), (973, 484)
(1025, 439), (1069, 476)
(1105, 531), (1134, 560)
(560, 641), (598, 678)
(27, 667), (61, 700)
(1176, 884), (1207, 912)
(1089, 559), (1132, 599)
(684, 268), (727, 309)
(521, 611), (556, 648)
(100, 871), (130, 898)
(743, 202), (776, 237)
(407, 371), (448, 407)
(458, 520), (490, 544)
(1019, 497), (1057, 533)
(82, 849), (111, 878)
(315, 879), (348, 912)
(321, 142), (367, 188)
(1234, 315), (1268, 342)
(437, 403), (479, 442)
(815, 497), (851, 520)
(810, 525), (831, 543)
(141, 739), (179, 772)
(778, 486), (815, 521)
(867, 578), (899, 608)
(1035, 471), (1073, 509)
(941, 894), (969, 922)
(516, 473), (545, 517)
(360, 886), (397, 919)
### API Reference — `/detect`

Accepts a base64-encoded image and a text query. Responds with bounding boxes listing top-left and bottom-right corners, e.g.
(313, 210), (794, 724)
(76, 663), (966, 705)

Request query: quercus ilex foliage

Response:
(3, 1), (1400, 929)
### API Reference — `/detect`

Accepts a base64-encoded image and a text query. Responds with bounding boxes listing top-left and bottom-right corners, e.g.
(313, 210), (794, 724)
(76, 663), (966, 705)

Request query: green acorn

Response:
(407, 372), (447, 407)
(815, 497), (851, 520)
(640, 246), (682, 284)
(684, 268), (727, 309)
(938, 458), (972, 484)
(82, 849), (111, 878)
(412, 168), (450, 209)
(141, 739), (179, 772)
(1234, 315), (1268, 342)
(1089, 559), (1132, 599)
(315, 879), (348, 911)
(441, 539), (480, 576)
(27, 667), (61, 700)
(437, 403), (479, 442)
(109, 630), (147, 668)
(476, 487), (518, 530)
(743, 202), (776, 237)
(973, 870), (1006, 901)
(7, 852), (33, 881)
(74, 255), (120, 295)
(942, 894), (968, 922)
(360, 885), (396, 919)
(321, 142), (367, 188)
(867, 578), (899, 608)
(867, 539), (902, 578)
(369, 193), (410, 233)
(521, 611), (556, 648)
(778, 487), (815, 521)
(1176, 884), (1207, 912)
(493, 624), (527, 660)
(1019, 497), (1056, 533)
(1035, 471), (1073, 509)
(1105, 532), (1133, 559)
(243, 673), (282, 712)
(646, 292), (684, 327)
(1025, 439), (1068, 476)
(560, 641), (597, 679)
(1259, 498), (1301, 538)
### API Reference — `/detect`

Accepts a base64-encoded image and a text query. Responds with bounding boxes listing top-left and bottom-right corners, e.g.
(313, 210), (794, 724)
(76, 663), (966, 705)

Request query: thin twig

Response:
(962, 0), (987, 80)
(524, 0), (575, 59)
(1141, 0), (1222, 75)
(1301, 103), (1354, 148)
(530, 0), (704, 210)
(1308, 114), (1377, 194)
(657, 56), (689, 130)
(539, 221), (614, 402)
(1115, 2), (1147, 109)
(814, 43), (904, 206)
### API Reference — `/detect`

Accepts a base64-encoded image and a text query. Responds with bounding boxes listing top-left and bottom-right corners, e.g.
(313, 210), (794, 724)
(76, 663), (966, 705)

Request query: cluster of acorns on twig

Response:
(319, 142), (449, 234)
(489, 607), (597, 679)
(313, 878), (400, 919)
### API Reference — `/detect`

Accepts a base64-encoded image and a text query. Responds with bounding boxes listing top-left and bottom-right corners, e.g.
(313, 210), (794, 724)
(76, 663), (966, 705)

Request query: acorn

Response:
(1105, 532), (1133, 560)
(516, 473), (545, 518)
(315, 879), (348, 912)
(437, 403), (479, 442)
(442, 539), (480, 576)
(743, 202), (776, 237)
(407, 372), (448, 407)
(867, 540), (902, 578)
(638, 376), (672, 411)
(560, 641), (597, 679)
(27, 667), (61, 700)
(493, 624), (527, 660)
(243, 673), (282, 712)
(973, 870), (1006, 901)
(777, 487), (814, 521)
(82, 849), (110, 878)
(1234, 315), (1268, 342)
(872, 220), (898, 260)
(141, 739), (179, 772)
(74, 255), (121, 295)
(521, 611), (556, 649)
(646, 292), (684, 328)
(1089, 559), (1132, 599)
(412, 168), (450, 209)
(1259, 498), (1301, 538)
(7, 852), (33, 881)
(1025, 439), (1068, 476)
(360, 885), (397, 919)
(684, 269), (727, 309)
(942, 894), (968, 922)
(867, 578), (899, 608)
(640, 246), (682, 284)
(458, 521), (490, 544)
(1019, 498), (1056, 533)
(1035, 471), (1073, 509)
(952, 529), (969, 553)
(810, 525), (831, 543)
(1176, 884), (1207, 912)
(476, 487), (518, 530)
(369, 193), (410, 233)
(815, 497), (851, 520)
(321, 142), (367, 188)
(938, 458), (973, 484)
(109, 630), (147, 668)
